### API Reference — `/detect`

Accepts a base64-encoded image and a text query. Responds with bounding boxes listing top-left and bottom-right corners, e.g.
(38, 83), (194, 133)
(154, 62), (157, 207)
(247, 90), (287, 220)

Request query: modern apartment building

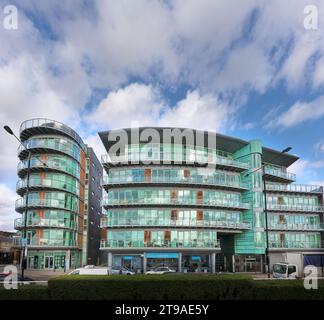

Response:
(14, 119), (102, 270)
(99, 127), (324, 273)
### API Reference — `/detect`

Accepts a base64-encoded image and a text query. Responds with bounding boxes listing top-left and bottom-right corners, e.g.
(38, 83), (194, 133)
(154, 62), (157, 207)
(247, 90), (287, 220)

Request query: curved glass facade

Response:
(15, 119), (88, 270)
(17, 172), (80, 195)
(18, 136), (81, 161)
(18, 154), (81, 179)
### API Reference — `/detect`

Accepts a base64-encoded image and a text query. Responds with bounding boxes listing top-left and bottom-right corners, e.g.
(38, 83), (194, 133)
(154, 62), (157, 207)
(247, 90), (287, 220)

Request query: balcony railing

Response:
(266, 183), (323, 194)
(15, 198), (78, 213)
(268, 223), (324, 231)
(17, 160), (80, 179)
(20, 118), (86, 150)
(102, 175), (249, 190)
(14, 217), (77, 230)
(16, 178), (79, 195)
(267, 203), (324, 213)
(269, 241), (321, 249)
(101, 153), (249, 170)
(100, 239), (221, 249)
(264, 167), (296, 182)
(13, 236), (77, 247)
(101, 197), (250, 210)
(18, 139), (80, 162)
(100, 218), (250, 230)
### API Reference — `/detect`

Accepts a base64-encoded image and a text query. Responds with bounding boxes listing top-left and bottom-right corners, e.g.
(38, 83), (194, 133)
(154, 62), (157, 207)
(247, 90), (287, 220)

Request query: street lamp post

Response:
(244, 147), (292, 279)
(4, 125), (47, 280)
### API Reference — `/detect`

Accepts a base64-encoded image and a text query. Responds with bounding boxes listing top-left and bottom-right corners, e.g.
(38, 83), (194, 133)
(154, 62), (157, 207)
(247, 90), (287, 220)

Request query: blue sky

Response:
(1, 0), (324, 230)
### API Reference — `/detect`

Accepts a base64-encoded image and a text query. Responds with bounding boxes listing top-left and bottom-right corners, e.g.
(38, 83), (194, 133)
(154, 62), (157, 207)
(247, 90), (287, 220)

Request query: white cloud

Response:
(0, 184), (19, 231)
(84, 134), (108, 160)
(313, 57), (324, 88)
(88, 83), (231, 132)
(288, 159), (309, 176)
(265, 95), (324, 128)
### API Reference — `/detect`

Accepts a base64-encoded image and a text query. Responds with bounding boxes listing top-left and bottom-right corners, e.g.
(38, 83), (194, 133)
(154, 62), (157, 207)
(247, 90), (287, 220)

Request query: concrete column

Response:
(107, 252), (113, 275)
(232, 255), (235, 273)
(211, 252), (216, 274)
(178, 252), (182, 272)
(143, 254), (147, 274)
(65, 250), (71, 271)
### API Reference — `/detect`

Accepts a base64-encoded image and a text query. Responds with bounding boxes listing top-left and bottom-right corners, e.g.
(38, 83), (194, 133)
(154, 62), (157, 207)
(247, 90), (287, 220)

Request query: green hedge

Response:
(0, 285), (50, 300)
(1, 275), (324, 300)
(48, 274), (252, 300)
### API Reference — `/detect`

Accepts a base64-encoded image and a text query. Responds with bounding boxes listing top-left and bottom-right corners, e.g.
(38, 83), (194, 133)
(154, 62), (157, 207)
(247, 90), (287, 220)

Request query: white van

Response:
(69, 267), (109, 275)
(273, 262), (298, 279)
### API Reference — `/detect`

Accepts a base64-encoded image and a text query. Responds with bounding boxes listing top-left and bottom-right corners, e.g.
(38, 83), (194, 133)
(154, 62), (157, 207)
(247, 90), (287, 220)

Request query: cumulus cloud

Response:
(88, 83), (231, 132)
(0, 184), (19, 231)
(265, 95), (324, 128)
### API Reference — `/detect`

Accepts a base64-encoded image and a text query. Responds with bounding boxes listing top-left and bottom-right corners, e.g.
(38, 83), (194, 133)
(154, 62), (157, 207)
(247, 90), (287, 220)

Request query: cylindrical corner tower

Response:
(14, 119), (87, 270)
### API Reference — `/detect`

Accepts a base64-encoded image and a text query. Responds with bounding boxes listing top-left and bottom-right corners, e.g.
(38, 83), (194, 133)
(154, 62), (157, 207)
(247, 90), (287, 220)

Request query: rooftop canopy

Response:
(98, 127), (299, 168)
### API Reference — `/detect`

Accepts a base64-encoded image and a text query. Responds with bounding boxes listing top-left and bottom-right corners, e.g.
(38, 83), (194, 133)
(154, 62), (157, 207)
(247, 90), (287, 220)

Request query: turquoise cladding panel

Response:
(233, 140), (265, 254)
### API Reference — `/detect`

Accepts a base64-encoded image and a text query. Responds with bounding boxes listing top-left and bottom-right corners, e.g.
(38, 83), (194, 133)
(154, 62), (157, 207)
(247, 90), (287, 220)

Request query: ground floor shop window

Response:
(182, 255), (209, 272)
(113, 255), (142, 271)
(234, 254), (262, 272)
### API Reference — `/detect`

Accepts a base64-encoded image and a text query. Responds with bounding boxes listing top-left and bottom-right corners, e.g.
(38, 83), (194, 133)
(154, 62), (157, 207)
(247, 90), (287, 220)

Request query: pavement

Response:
(0, 265), (68, 281)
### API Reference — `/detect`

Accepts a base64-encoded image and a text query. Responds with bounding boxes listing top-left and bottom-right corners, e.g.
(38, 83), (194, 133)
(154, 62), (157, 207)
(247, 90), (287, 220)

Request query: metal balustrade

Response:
(101, 197), (250, 209)
(15, 198), (78, 213)
(18, 138), (81, 161)
(100, 218), (250, 229)
(101, 153), (249, 170)
(12, 236), (77, 247)
(20, 118), (86, 150)
(14, 217), (76, 230)
(268, 223), (324, 231)
(266, 183), (323, 194)
(102, 175), (249, 189)
(264, 167), (296, 181)
(269, 241), (321, 249)
(267, 203), (324, 212)
(16, 178), (79, 195)
(100, 239), (221, 249)
(17, 160), (80, 179)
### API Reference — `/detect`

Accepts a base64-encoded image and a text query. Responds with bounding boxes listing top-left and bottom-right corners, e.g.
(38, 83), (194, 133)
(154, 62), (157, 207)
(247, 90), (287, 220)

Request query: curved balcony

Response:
(100, 239), (220, 249)
(268, 224), (324, 232)
(267, 203), (324, 213)
(102, 197), (250, 210)
(14, 217), (77, 230)
(15, 198), (78, 213)
(20, 118), (86, 151)
(18, 139), (81, 162)
(12, 236), (77, 248)
(100, 218), (250, 231)
(17, 159), (80, 180)
(266, 183), (323, 194)
(101, 153), (249, 172)
(263, 167), (296, 183)
(16, 178), (79, 197)
(102, 175), (248, 191)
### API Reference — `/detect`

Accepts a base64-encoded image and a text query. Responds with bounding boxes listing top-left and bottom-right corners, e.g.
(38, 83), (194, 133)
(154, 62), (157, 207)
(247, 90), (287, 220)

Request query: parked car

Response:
(111, 267), (135, 275)
(145, 267), (176, 275)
